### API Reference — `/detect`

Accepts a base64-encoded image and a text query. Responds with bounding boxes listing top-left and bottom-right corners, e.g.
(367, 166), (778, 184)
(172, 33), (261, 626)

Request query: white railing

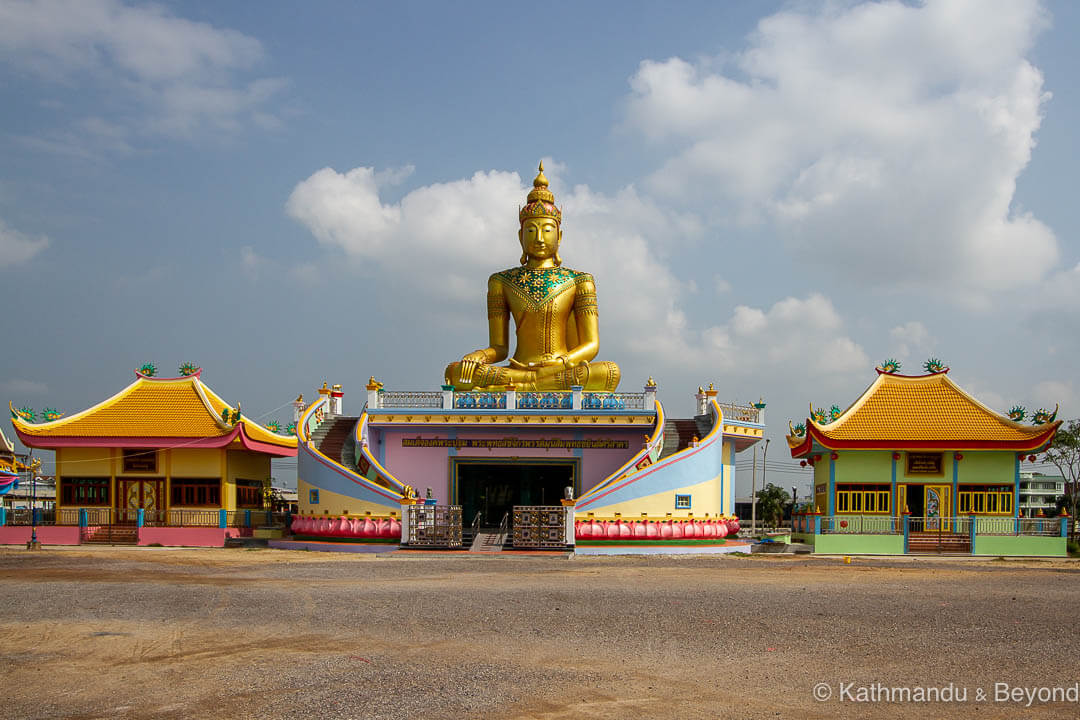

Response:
(716, 402), (761, 423)
(379, 391), (443, 408)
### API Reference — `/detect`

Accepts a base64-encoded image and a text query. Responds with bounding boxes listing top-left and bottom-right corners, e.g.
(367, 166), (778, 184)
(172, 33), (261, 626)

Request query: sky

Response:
(1, 0), (1077, 495)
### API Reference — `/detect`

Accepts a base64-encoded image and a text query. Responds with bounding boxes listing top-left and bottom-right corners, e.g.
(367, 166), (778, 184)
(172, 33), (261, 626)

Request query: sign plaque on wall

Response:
(906, 452), (943, 475)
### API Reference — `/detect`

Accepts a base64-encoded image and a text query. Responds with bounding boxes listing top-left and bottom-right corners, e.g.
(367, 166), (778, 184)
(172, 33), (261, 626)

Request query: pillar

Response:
(366, 378), (382, 410)
(571, 385), (583, 411)
(318, 382), (333, 417)
(442, 384), (455, 410)
(644, 379), (657, 410)
(292, 394), (306, 424)
(330, 384), (344, 415)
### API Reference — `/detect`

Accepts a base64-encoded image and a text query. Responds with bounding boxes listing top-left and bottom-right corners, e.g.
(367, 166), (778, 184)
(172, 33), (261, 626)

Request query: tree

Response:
(1044, 419), (1080, 541)
(756, 483), (791, 528)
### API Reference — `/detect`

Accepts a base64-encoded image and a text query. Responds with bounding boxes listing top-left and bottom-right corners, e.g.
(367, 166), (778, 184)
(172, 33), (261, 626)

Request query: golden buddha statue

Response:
(444, 163), (621, 392)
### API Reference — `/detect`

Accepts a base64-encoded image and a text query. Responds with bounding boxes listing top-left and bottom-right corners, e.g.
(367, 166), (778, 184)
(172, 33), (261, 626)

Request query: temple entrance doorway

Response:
(455, 460), (575, 528)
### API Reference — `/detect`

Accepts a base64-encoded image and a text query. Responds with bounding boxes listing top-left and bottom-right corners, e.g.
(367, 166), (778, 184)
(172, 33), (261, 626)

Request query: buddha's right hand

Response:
(459, 350), (488, 383)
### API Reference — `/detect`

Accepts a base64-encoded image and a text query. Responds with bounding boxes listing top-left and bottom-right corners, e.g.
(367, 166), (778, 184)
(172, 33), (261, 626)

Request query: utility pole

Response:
(751, 447), (757, 535)
(761, 438), (770, 530)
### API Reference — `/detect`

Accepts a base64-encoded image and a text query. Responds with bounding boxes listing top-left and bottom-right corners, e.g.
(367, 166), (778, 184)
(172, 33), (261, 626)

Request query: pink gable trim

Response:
(14, 423), (295, 458)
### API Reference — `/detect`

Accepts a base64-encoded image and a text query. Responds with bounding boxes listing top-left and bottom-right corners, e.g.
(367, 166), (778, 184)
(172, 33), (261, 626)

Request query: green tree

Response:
(1045, 419), (1080, 541)
(756, 483), (791, 528)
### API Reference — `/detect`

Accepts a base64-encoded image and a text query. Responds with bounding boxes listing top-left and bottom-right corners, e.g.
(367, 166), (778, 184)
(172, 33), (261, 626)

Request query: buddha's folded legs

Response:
(444, 360), (620, 392)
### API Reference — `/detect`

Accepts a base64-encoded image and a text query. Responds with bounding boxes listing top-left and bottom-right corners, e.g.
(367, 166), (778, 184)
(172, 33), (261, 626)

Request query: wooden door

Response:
(117, 478), (163, 524)
(924, 484), (951, 532)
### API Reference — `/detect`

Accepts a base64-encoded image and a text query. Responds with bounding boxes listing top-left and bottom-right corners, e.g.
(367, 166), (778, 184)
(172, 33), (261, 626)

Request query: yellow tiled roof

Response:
(808, 372), (1056, 443)
(11, 374), (295, 449)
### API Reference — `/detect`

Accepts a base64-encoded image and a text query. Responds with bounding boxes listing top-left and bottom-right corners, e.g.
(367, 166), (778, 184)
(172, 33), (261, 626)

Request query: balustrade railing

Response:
(516, 391), (572, 410)
(379, 391), (444, 408)
(365, 388), (654, 412)
(454, 392), (507, 409)
(582, 392), (645, 410)
(715, 402), (761, 423)
(820, 515), (902, 534)
(804, 514), (1067, 538)
(0, 507), (293, 528)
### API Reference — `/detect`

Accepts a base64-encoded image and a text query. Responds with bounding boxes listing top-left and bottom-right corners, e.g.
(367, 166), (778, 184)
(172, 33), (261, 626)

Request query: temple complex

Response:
(788, 361), (1066, 556)
(289, 165), (766, 553)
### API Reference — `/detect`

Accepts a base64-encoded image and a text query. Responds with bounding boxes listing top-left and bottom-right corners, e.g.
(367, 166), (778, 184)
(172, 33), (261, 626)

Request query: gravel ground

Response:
(0, 547), (1078, 719)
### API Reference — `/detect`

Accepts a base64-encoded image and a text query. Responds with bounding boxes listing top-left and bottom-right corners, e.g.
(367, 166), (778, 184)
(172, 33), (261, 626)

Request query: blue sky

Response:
(2, 0), (1077, 492)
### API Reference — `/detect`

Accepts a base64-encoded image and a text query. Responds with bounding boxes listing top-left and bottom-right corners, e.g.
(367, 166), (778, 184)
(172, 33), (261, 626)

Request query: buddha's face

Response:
(519, 217), (561, 260)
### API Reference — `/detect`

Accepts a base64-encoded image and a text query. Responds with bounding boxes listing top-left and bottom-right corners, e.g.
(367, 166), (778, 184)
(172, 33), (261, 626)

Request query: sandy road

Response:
(0, 547), (1077, 719)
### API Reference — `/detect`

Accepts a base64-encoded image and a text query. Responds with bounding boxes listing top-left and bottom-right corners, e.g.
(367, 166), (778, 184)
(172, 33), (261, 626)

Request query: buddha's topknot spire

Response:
(520, 160), (561, 225)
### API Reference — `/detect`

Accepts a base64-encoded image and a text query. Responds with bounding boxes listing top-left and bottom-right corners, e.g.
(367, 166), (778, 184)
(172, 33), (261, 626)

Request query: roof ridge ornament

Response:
(137, 362), (158, 377)
(923, 357), (948, 374)
(1032, 404), (1059, 425)
(876, 358), (901, 374)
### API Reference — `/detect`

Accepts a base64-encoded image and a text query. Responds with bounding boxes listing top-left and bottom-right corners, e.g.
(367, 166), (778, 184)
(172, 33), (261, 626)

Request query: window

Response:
(123, 448), (157, 473)
(236, 479), (264, 509)
(835, 484), (891, 514)
(905, 452), (943, 475)
(60, 477), (110, 506)
(170, 478), (221, 507)
(309, 489), (319, 504)
(674, 494), (691, 509)
(958, 486), (1013, 515)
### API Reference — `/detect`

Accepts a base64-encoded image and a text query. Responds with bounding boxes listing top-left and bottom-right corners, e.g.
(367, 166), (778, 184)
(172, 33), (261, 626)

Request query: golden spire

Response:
(527, 161), (555, 205)
(520, 160), (560, 223)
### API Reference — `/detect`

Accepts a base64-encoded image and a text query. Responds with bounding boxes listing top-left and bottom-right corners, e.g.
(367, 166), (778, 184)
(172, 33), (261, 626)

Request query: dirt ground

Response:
(0, 546), (1078, 719)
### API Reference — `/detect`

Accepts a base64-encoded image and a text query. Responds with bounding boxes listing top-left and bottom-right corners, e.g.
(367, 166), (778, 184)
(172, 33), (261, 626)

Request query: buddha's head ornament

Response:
(519, 161), (562, 226)
(518, 161), (563, 266)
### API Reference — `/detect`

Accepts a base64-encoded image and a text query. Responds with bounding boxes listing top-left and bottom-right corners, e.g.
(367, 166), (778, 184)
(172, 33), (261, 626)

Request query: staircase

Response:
(310, 415), (361, 470)
(658, 414), (714, 459)
(81, 525), (139, 545)
(908, 531), (971, 554)
(469, 531), (507, 553)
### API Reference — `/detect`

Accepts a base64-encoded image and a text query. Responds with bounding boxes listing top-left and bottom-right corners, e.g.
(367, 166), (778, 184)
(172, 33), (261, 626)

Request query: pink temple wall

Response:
(373, 426), (643, 503)
(0, 526), (82, 545)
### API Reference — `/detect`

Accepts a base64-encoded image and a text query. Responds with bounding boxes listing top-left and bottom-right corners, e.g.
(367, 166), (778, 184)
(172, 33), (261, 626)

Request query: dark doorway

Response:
(456, 462), (574, 528)
(905, 485), (925, 516)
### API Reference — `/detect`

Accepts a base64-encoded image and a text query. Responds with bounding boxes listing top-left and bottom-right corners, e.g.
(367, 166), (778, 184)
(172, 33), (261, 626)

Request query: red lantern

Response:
(1028, 455), (1036, 462)
(814, 454), (822, 461)
(954, 453), (964, 461)
(800, 460), (807, 467)
(892, 452), (901, 460)
(839, 520), (848, 529)
(830, 452), (839, 460)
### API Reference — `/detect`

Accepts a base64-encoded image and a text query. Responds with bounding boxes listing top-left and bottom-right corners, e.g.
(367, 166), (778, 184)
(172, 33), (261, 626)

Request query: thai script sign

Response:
(401, 437), (629, 449)
(906, 452), (944, 474)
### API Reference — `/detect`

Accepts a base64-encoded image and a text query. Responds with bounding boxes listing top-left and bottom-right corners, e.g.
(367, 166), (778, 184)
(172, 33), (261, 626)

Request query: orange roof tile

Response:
(788, 372), (1060, 453)
(10, 373), (295, 453)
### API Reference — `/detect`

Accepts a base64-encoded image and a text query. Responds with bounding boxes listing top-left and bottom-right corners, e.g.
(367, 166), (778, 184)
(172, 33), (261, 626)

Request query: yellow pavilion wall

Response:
(225, 450), (271, 512)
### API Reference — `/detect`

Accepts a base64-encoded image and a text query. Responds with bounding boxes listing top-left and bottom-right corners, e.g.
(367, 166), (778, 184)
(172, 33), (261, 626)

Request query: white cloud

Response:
(703, 294), (869, 377)
(0, 0), (285, 145)
(623, 0), (1056, 299)
(0, 218), (49, 268)
(889, 321), (933, 361)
